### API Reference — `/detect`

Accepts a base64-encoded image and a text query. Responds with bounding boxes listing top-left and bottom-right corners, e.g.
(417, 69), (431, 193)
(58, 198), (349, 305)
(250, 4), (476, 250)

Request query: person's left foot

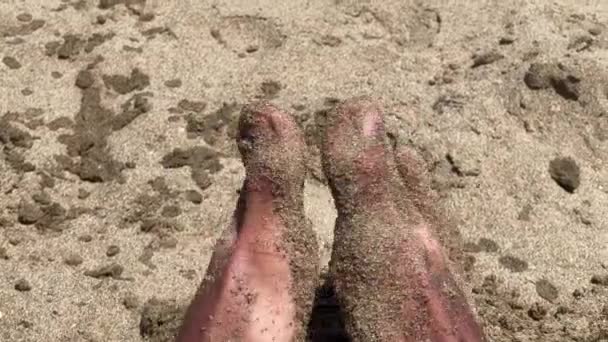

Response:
(177, 102), (319, 342)
(321, 97), (485, 341)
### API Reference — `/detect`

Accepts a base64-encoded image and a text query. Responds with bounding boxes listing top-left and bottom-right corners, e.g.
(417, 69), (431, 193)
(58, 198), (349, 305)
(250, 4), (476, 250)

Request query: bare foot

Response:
(176, 102), (319, 342)
(321, 97), (486, 341)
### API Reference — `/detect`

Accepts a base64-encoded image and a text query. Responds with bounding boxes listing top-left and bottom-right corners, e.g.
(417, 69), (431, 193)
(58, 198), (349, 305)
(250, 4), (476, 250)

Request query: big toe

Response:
(238, 101), (306, 193)
(321, 97), (393, 210)
(235, 102), (319, 340)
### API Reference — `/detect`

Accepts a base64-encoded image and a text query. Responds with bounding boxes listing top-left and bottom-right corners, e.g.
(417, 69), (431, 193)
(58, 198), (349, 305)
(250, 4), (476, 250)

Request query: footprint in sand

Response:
(335, 0), (441, 48)
(210, 15), (285, 56)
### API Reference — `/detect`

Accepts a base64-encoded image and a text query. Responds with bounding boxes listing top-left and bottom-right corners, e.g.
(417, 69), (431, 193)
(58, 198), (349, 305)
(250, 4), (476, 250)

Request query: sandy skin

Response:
(176, 102), (319, 341)
(322, 98), (486, 341)
(176, 98), (486, 341)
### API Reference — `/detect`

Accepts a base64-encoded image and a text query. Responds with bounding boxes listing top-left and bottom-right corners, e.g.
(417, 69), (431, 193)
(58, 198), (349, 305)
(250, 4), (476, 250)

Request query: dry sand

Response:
(1, 0), (607, 341)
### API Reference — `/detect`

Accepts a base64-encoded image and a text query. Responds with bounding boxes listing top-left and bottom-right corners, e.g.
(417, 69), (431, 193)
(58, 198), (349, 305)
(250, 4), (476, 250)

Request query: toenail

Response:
(362, 110), (381, 137)
(265, 114), (279, 134)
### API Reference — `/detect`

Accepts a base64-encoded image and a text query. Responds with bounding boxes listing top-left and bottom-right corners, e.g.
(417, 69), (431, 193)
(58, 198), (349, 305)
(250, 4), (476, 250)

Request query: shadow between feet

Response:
(306, 275), (351, 342)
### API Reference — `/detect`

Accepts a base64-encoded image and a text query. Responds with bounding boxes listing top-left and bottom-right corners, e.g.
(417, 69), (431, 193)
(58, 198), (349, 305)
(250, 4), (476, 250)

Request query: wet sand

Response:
(1, 0), (607, 341)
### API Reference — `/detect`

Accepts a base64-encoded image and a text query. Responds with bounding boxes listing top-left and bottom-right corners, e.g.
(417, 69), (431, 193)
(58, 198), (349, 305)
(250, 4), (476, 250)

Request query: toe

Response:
(238, 101), (301, 144)
(321, 97), (393, 210)
(393, 144), (437, 219)
(237, 101), (306, 194)
(392, 144), (466, 264)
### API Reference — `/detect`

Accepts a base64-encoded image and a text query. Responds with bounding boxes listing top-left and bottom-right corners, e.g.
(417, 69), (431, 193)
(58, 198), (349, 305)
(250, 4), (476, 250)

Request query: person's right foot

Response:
(321, 97), (486, 342)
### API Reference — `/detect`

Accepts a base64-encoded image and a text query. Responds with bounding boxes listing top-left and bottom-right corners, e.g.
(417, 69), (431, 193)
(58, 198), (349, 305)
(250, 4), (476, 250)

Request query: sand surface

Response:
(1, 0), (608, 341)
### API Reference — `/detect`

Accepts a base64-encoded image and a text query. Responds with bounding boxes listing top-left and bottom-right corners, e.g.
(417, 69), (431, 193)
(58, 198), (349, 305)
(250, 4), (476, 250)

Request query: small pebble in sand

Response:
(102, 68), (150, 95)
(517, 203), (533, 221)
(499, 36), (516, 45)
(75, 70), (95, 89)
(164, 79), (182, 88)
(161, 205), (181, 218)
(567, 35), (594, 51)
(32, 192), (51, 205)
(0, 247), (9, 260)
(528, 302), (547, 321)
(167, 115), (180, 123)
(524, 63), (581, 101)
(14, 279), (32, 292)
(191, 169), (212, 190)
(185, 190), (203, 204)
(106, 245), (120, 257)
(246, 45), (259, 54)
(591, 274), (608, 286)
(555, 305), (573, 316)
(84, 263), (124, 279)
(7, 37), (25, 45)
(17, 200), (43, 225)
(16, 13), (33, 22)
(140, 219), (160, 233)
(315, 34), (342, 47)
(535, 278), (559, 303)
(3, 56), (22, 69)
(77, 188), (90, 199)
(260, 80), (282, 98)
(64, 253), (84, 266)
(464, 238), (499, 254)
(159, 235), (178, 249)
(574, 206), (593, 226)
(123, 293), (139, 310)
(601, 304), (608, 318)
(177, 99), (206, 113)
(98, 0), (123, 9)
(18, 320), (33, 328)
(549, 157), (580, 193)
(471, 51), (504, 68)
(524, 63), (558, 90)
(51, 71), (62, 79)
(572, 288), (585, 299)
(499, 255), (529, 273)
(478, 238), (500, 253)
(292, 104), (306, 111)
(463, 255), (476, 272)
(463, 241), (481, 253)
(140, 298), (183, 340)
(588, 25), (603, 36)
(552, 76), (581, 101)
(21, 88), (33, 96)
(78, 234), (93, 242)
(139, 13), (155, 22)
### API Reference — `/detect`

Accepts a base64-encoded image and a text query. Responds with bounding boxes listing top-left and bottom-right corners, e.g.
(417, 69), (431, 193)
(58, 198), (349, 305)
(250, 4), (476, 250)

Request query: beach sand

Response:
(0, 0), (607, 341)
